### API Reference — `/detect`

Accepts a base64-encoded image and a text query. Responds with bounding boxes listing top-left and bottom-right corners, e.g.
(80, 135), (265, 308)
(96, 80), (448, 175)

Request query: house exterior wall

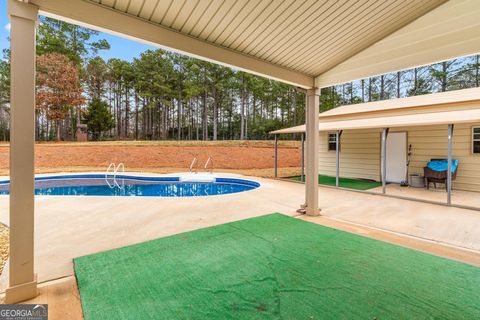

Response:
(319, 123), (480, 192)
(319, 129), (381, 181)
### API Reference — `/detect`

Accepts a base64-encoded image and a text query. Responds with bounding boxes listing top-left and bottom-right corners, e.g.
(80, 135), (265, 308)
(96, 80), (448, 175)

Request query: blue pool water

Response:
(0, 174), (260, 197)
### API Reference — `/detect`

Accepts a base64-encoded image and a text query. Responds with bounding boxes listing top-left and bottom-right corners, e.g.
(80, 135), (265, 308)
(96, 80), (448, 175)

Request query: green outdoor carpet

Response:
(290, 175), (382, 190)
(74, 214), (480, 320)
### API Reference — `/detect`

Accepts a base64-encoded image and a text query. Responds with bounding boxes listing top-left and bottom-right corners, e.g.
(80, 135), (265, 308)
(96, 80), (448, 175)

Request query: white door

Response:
(384, 132), (407, 183)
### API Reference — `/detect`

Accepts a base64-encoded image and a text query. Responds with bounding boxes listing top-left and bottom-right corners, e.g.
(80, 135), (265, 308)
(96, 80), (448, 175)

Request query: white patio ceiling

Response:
(34, 0), (480, 89)
(88, 0), (443, 77)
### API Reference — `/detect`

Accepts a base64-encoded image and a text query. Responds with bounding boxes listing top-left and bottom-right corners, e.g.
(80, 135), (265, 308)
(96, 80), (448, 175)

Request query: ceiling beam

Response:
(30, 0), (314, 89)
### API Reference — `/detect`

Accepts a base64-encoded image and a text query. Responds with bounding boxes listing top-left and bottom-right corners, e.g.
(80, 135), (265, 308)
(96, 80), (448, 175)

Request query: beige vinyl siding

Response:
(318, 123), (480, 192)
(319, 129), (381, 181)
(403, 124), (480, 192)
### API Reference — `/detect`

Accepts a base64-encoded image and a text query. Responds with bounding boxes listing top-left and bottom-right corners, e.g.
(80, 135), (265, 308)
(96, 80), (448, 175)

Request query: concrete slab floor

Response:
(9, 276), (83, 320)
(318, 186), (480, 252)
(0, 172), (479, 295)
(370, 183), (480, 208)
(11, 214), (480, 320)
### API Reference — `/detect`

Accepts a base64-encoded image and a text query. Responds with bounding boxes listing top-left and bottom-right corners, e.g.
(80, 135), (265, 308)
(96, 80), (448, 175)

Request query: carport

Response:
(6, 0), (480, 303)
(271, 88), (480, 209)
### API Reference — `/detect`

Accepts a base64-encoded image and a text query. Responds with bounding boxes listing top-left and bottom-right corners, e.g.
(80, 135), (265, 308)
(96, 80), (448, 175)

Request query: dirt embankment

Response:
(0, 140), (302, 176)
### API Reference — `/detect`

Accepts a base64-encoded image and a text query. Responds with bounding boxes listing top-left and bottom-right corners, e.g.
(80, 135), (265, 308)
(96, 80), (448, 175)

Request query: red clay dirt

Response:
(0, 141), (301, 174)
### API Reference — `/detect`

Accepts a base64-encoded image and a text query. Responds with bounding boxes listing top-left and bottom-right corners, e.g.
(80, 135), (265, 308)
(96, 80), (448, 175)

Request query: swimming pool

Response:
(0, 174), (260, 197)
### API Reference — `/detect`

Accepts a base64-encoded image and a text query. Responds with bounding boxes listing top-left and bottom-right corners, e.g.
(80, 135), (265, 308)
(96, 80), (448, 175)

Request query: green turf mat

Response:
(289, 175), (382, 190)
(75, 214), (480, 320)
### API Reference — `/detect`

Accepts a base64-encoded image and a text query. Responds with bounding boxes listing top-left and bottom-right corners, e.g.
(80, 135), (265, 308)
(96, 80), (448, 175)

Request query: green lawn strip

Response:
(75, 213), (480, 320)
(289, 175), (382, 190)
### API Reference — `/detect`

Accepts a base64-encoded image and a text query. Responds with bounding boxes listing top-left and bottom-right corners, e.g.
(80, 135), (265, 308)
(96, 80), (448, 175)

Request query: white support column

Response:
(305, 88), (320, 216)
(5, 0), (38, 303)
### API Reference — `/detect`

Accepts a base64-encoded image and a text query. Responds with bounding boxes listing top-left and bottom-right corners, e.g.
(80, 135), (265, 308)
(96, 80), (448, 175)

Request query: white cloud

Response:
(5, 23), (11, 32)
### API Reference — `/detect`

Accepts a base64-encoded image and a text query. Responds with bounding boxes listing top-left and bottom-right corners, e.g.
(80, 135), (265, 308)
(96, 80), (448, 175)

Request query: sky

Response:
(0, 2), (155, 61)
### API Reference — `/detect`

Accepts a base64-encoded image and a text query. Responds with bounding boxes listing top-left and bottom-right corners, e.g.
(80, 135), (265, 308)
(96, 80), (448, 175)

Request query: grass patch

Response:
(289, 175), (382, 190)
(75, 214), (479, 320)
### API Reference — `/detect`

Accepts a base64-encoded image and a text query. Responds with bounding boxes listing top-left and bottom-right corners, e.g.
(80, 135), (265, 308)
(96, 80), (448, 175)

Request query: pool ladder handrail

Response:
(105, 163), (116, 188)
(114, 163), (125, 189)
(204, 157), (213, 173)
(189, 157), (198, 174)
(105, 162), (125, 189)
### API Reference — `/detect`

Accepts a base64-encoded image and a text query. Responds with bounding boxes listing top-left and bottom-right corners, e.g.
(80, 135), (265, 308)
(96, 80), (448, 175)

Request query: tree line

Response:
(0, 17), (305, 141)
(321, 58), (480, 111)
(81, 51), (305, 141)
(0, 17), (479, 141)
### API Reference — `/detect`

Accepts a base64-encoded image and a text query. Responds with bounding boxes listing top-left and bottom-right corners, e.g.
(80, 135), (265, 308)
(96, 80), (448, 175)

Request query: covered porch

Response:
(272, 88), (480, 210)
(6, 0), (480, 305)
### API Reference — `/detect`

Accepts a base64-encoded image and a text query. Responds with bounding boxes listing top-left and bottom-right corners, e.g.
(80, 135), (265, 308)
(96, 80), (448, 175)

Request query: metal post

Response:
(274, 134), (278, 178)
(447, 124), (454, 205)
(335, 130), (341, 187)
(381, 128), (389, 194)
(301, 133), (305, 182)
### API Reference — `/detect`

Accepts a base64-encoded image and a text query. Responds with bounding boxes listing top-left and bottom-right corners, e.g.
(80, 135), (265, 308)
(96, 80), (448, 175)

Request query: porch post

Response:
(274, 134), (278, 178)
(301, 133), (305, 182)
(335, 130), (342, 187)
(381, 128), (389, 194)
(447, 124), (454, 205)
(5, 0), (38, 303)
(305, 88), (320, 216)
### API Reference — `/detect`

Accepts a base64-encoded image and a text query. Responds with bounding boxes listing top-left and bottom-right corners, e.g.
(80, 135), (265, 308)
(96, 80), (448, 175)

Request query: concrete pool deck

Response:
(0, 172), (479, 302)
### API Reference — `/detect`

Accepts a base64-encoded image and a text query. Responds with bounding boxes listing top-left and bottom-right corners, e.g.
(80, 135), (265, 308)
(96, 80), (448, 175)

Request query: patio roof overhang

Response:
(6, 0), (480, 303)
(270, 87), (480, 134)
(272, 109), (480, 134)
(28, 0), (480, 88)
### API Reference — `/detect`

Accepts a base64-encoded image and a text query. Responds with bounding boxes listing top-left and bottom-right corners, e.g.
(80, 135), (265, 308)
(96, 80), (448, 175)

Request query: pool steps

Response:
(180, 173), (216, 183)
